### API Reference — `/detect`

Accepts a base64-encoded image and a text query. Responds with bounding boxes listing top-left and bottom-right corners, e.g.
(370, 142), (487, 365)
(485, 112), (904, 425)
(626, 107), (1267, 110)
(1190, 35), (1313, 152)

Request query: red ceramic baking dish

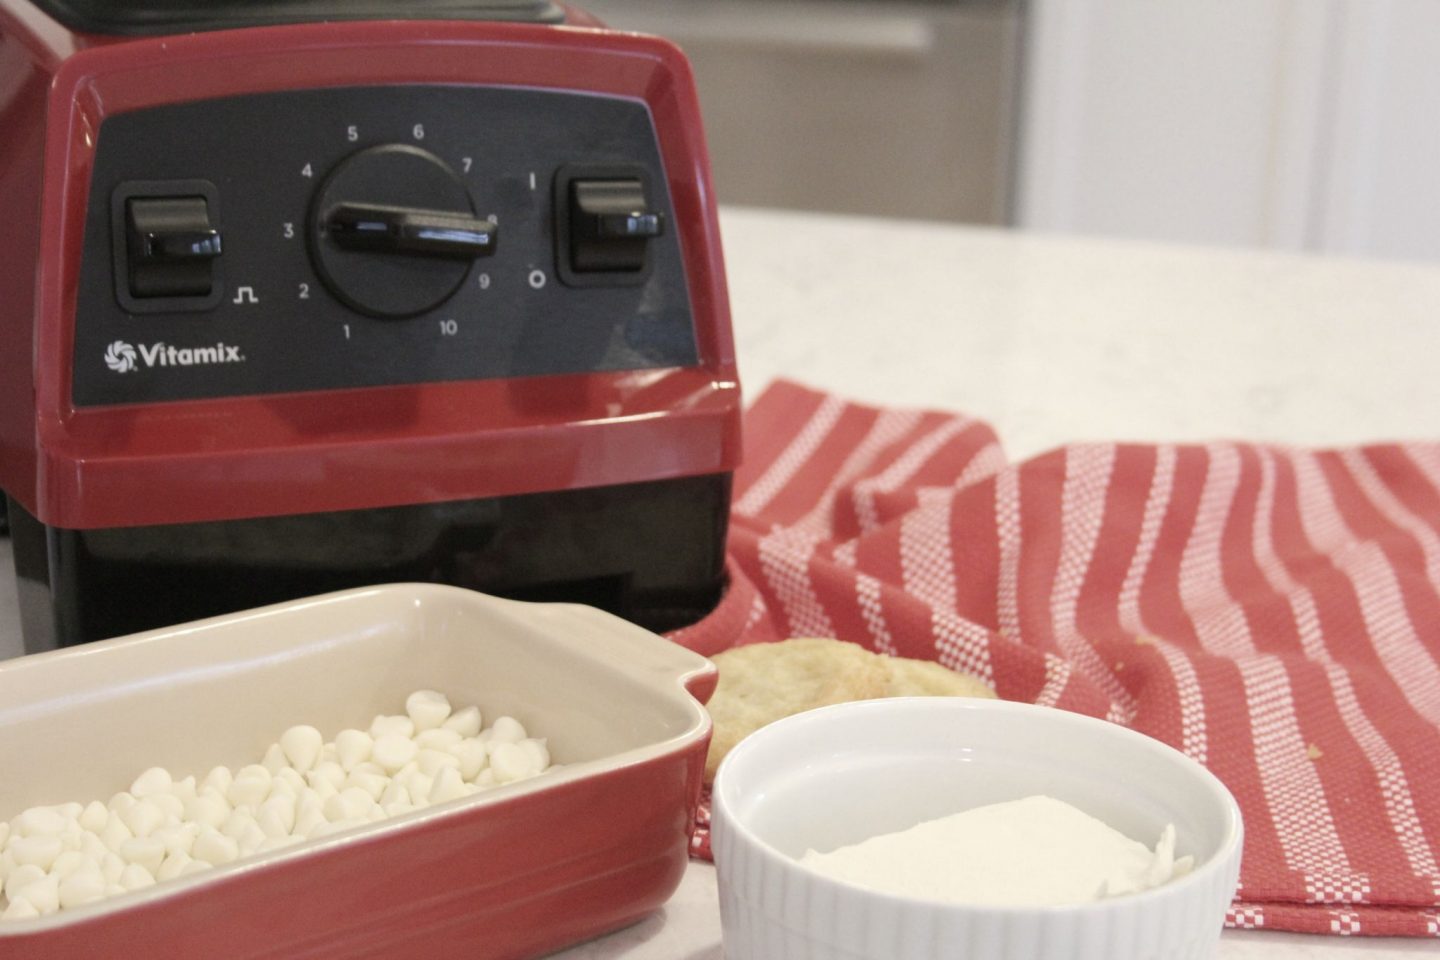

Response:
(0, 583), (717, 958)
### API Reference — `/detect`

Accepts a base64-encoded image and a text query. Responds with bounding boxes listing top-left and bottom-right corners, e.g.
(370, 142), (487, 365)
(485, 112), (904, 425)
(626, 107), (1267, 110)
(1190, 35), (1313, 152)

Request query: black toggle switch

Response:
(126, 196), (222, 298)
(569, 179), (665, 273)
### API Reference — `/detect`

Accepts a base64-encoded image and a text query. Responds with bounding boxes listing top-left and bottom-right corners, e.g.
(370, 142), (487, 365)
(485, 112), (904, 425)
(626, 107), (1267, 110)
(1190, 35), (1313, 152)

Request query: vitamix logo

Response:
(104, 340), (245, 373)
(103, 340), (137, 372)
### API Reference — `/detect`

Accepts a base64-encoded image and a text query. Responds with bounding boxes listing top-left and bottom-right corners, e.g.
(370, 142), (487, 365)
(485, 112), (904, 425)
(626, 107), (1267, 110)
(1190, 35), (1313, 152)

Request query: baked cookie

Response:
(882, 656), (994, 699)
(703, 637), (888, 782)
(704, 637), (994, 781)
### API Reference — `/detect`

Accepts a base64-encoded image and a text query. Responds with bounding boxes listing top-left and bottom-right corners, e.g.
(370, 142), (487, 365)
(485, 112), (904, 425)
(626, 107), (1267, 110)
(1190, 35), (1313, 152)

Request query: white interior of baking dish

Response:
(0, 583), (713, 818)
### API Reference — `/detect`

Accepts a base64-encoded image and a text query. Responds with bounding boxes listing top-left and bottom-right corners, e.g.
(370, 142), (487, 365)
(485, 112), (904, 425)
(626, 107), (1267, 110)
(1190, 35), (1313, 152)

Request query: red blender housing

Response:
(0, 0), (742, 650)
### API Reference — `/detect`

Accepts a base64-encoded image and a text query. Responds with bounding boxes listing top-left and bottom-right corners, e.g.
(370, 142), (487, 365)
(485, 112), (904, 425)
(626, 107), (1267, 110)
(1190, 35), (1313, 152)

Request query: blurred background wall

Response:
(580, 0), (1440, 263)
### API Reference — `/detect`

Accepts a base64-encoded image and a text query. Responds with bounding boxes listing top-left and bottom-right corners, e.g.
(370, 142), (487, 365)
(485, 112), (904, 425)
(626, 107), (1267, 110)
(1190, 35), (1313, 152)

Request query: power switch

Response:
(126, 196), (222, 298)
(553, 165), (666, 287)
(568, 179), (664, 273)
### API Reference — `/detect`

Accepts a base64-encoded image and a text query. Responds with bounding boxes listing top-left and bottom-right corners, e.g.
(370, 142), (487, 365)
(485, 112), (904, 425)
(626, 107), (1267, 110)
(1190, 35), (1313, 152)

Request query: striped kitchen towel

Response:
(675, 380), (1440, 938)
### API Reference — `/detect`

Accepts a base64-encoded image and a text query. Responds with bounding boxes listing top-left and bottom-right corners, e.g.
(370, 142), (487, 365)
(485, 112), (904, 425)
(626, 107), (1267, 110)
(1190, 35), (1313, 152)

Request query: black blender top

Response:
(31, 0), (564, 34)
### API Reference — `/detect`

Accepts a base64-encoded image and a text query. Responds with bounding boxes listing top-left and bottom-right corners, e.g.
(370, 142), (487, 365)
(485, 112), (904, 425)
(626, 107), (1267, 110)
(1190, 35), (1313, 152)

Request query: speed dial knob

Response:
(309, 144), (497, 318)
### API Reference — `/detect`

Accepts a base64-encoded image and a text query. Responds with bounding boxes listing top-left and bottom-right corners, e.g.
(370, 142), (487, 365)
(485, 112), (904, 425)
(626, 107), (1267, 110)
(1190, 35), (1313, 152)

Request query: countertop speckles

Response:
(721, 207), (1440, 461)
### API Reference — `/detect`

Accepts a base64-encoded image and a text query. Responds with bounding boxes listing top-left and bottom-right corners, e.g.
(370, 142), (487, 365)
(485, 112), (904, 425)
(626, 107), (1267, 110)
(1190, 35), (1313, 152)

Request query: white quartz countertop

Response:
(2, 206), (1437, 956)
(719, 206), (1440, 461)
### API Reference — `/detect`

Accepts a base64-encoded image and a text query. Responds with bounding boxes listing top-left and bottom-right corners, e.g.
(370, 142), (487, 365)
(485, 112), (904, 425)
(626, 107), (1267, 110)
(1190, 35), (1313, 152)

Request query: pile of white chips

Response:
(0, 690), (553, 920)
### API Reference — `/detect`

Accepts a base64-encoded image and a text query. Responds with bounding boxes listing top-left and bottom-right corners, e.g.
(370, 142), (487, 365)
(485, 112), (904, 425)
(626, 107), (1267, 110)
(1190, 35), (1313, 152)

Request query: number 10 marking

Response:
(439, 319), (458, 336)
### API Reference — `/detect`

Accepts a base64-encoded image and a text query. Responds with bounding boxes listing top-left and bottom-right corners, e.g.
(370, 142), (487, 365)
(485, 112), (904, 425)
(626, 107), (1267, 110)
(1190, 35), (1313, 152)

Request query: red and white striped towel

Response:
(674, 380), (1440, 938)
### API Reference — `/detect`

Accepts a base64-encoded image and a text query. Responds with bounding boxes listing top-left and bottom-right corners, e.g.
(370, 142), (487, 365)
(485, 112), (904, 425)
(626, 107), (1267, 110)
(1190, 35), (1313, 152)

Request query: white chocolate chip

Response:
(9, 835), (63, 871)
(190, 829), (237, 869)
(120, 799), (168, 840)
(442, 706), (482, 738)
(2, 897), (39, 920)
(226, 768), (271, 809)
(220, 808), (255, 841)
(254, 835), (293, 854)
(489, 743), (538, 784)
(428, 766), (467, 805)
(119, 799), (165, 839)
(154, 852), (191, 882)
(118, 837), (165, 876)
(451, 740), (489, 782)
(79, 801), (109, 834)
(14, 874), (60, 914)
(99, 814), (134, 852)
(79, 832), (108, 863)
(150, 822), (198, 859)
(235, 823), (267, 857)
(14, 807), (68, 838)
(266, 779), (299, 803)
(261, 743), (289, 774)
(273, 768), (307, 794)
(100, 852), (126, 885)
(129, 767), (173, 799)
(405, 690), (451, 732)
(118, 863), (155, 891)
(184, 792), (230, 832)
(519, 738), (551, 772)
(49, 850), (89, 880)
(416, 749), (461, 778)
(308, 778), (339, 802)
(414, 728), (462, 752)
(171, 776), (198, 804)
(200, 766), (233, 797)
(334, 729), (373, 771)
(371, 735), (418, 774)
(58, 865), (105, 909)
(306, 760), (346, 793)
(293, 808), (326, 840)
(369, 714), (415, 740)
(400, 772), (433, 806)
(256, 796), (296, 839)
(488, 715), (527, 744)
(5, 864), (46, 901)
(322, 788), (373, 824)
(279, 725), (323, 773)
(344, 772), (388, 802)
(147, 792), (184, 821)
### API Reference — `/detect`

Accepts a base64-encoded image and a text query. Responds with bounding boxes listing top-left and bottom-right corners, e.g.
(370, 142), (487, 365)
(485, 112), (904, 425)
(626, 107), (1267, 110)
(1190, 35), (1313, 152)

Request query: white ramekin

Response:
(712, 697), (1242, 960)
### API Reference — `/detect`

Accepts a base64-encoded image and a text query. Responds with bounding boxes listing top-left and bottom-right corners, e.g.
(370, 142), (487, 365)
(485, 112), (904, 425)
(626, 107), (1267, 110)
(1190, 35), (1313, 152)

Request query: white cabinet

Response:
(1019, 0), (1440, 262)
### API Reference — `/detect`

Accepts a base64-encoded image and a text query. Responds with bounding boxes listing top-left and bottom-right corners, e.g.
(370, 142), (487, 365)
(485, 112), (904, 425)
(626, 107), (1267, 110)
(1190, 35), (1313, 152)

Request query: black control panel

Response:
(72, 86), (697, 406)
